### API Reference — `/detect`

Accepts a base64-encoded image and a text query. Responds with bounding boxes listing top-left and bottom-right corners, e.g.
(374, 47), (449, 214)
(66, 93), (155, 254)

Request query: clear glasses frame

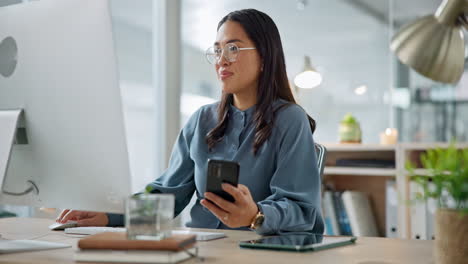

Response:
(205, 43), (256, 65)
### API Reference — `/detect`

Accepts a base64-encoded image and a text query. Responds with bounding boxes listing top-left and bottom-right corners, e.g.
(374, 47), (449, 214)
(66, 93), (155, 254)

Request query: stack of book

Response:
(75, 232), (197, 263)
(322, 190), (379, 237)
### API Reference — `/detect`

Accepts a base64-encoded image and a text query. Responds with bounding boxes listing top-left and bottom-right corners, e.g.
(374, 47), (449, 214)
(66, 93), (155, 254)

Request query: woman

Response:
(57, 9), (324, 235)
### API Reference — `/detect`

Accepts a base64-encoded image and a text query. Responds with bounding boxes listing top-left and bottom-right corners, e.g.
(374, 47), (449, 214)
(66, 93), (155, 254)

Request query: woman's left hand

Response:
(201, 184), (258, 228)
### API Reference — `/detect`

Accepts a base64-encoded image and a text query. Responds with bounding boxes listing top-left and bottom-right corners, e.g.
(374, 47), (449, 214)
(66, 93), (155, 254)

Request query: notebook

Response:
(78, 232), (196, 251)
(74, 248), (197, 263)
(65, 227), (226, 241)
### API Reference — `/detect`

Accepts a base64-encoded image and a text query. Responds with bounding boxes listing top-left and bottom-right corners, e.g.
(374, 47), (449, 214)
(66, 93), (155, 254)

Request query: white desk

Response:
(0, 217), (434, 264)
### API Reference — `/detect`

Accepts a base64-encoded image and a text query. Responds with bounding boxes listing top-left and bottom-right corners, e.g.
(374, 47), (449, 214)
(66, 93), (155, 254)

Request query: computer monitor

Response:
(0, 0), (132, 214)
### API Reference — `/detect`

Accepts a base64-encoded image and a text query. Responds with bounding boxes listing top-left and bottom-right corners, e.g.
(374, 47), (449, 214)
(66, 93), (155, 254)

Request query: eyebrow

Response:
(213, 39), (244, 46)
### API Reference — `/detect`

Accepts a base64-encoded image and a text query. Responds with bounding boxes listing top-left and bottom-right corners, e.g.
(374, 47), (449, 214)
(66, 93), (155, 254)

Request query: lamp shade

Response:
(390, 0), (466, 84)
(294, 56), (322, 89)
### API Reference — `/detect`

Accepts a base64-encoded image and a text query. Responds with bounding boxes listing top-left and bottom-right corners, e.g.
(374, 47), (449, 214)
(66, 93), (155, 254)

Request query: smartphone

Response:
(239, 234), (357, 252)
(205, 159), (239, 203)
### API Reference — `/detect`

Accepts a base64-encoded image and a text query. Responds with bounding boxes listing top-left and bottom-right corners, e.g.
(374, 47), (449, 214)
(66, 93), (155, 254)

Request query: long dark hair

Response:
(206, 9), (316, 155)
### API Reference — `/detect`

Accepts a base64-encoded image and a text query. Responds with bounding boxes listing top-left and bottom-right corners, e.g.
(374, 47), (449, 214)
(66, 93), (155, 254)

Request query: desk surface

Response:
(0, 217), (434, 264)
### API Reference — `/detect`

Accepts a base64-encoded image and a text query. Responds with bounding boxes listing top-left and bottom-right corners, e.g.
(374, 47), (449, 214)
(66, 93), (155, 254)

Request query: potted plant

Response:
(406, 144), (468, 264)
(338, 113), (362, 143)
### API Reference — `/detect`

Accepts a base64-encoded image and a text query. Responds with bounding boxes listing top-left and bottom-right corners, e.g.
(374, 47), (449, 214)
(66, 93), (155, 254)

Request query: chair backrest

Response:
(315, 143), (327, 178)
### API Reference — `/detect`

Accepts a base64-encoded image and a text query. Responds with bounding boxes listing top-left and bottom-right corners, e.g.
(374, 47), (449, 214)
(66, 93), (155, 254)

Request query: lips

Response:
(219, 70), (233, 80)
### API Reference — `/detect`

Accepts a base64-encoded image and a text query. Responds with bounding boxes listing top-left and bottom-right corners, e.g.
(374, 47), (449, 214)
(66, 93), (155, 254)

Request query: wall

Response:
(110, 7), (156, 192)
(181, 0), (392, 143)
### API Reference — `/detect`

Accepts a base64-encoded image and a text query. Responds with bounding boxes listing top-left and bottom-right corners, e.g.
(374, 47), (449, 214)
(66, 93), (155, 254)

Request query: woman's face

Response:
(214, 21), (262, 95)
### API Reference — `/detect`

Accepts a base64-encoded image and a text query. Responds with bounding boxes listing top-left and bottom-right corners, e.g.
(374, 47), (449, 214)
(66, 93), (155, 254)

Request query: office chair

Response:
(315, 143), (329, 236)
(315, 143), (327, 179)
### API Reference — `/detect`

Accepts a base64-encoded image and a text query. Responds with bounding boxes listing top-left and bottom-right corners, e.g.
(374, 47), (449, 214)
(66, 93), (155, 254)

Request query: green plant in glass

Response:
(126, 189), (174, 240)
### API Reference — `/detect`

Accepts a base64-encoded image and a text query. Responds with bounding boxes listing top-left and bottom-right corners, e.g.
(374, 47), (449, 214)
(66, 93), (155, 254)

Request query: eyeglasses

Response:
(205, 43), (256, 65)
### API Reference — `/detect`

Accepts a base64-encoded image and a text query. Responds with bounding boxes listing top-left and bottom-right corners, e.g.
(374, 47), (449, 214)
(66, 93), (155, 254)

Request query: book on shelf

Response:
(385, 180), (398, 238)
(322, 191), (340, 236)
(323, 190), (380, 237)
(75, 248), (197, 264)
(409, 181), (437, 240)
(410, 182), (427, 240)
(332, 192), (353, 236)
(342, 191), (379, 237)
(426, 196), (436, 240)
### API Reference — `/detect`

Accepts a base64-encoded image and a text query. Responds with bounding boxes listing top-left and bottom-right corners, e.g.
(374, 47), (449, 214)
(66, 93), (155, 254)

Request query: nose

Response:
(217, 48), (230, 66)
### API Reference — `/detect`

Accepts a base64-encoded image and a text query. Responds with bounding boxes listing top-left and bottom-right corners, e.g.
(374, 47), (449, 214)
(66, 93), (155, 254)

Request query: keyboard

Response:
(64, 227), (226, 241)
(64, 226), (125, 235)
(0, 240), (70, 254)
(171, 230), (226, 241)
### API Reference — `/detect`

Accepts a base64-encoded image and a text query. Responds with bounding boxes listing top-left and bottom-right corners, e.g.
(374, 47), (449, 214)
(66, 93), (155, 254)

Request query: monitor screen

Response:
(0, 0), (132, 213)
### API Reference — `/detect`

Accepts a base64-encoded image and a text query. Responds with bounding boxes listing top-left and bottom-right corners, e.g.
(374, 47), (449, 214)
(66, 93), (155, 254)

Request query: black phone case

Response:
(206, 159), (239, 202)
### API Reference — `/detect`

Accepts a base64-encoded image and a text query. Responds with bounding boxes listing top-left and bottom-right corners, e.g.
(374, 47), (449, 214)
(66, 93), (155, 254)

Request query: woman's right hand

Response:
(56, 209), (109, 226)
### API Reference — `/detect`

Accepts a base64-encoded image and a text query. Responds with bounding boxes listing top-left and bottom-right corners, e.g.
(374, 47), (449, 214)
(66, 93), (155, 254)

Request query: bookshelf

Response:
(324, 167), (395, 176)
(322, 142), (468, 239)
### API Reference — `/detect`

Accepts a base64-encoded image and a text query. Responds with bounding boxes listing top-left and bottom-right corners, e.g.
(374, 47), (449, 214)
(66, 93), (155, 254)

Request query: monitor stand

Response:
(0, 109), (38, 196)
(0, 110), (68, 253)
